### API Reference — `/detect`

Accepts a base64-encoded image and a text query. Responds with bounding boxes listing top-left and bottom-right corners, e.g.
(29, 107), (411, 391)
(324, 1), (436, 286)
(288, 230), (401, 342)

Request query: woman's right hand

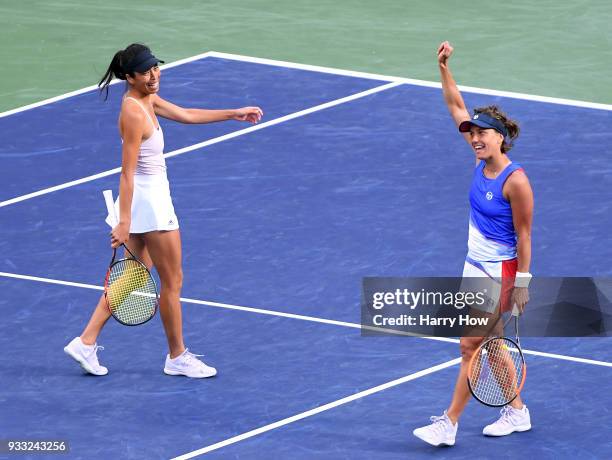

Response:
(437, 41), (454, 67)
(110, 221), (130, 248)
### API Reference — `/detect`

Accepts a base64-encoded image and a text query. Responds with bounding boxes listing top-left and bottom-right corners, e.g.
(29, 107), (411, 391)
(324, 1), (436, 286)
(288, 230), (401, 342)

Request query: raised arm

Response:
(437, 41), (471, 145)
(153, 96), (263, 125)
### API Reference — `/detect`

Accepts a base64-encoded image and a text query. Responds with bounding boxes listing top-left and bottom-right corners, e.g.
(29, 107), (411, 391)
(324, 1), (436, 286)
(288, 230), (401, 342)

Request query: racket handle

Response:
(512, 303), (521, 317)
(103, 189), (119, 227)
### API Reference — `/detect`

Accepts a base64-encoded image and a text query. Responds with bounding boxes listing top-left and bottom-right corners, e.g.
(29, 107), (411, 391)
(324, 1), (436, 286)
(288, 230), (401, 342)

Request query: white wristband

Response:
(514, 271), (532, 288)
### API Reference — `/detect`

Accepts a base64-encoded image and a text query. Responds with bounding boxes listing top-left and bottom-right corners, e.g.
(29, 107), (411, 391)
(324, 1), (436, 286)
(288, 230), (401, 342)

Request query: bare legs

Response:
(80, 230), (186, 359)
(446, 322), (524, 424)
(143, 230), (185, 358)
(447, 336), (482, 424)
(81, 234), (150, 345)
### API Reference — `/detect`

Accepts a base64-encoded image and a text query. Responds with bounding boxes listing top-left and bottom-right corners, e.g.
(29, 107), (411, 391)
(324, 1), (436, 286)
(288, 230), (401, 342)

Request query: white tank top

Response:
(123, 97), (166, 175)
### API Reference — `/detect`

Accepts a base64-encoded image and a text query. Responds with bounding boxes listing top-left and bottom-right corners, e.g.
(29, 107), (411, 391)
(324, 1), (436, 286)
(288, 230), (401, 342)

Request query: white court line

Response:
(171, 357), (463, 459)
(2, 51), (610, 207)
(0, 81), (401, 208)
(3, 50), (610, 119)
(0, 167), (123, 207)
(0, 271), (104, 292)
(0, 52), (214, 119)
(2, 270), (611, 368)
(208, 51), (612, 111)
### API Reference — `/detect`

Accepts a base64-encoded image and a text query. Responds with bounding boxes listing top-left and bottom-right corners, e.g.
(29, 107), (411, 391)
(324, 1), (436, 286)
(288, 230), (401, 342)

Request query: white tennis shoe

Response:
(483, 405), (531, 436)
(164, 349), (217, 378)
(413, 411), (457, 446)
(64, 336), (108, 376)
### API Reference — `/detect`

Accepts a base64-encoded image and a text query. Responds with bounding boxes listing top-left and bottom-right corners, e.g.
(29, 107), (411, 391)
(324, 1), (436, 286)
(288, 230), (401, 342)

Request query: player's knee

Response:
(171, 270), (183, 292)
(459, 344), (473, 361)
(161, 269), (183, 293)
(459, 338), (479, 360)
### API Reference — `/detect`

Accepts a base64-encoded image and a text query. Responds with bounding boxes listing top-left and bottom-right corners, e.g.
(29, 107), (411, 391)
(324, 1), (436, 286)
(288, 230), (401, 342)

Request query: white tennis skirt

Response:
(105, 174), (179, 233)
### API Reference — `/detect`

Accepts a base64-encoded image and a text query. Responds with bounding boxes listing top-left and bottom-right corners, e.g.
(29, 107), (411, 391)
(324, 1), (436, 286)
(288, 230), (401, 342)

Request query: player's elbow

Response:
(119, 166), (136, 183)
(180, 109), (198, 124)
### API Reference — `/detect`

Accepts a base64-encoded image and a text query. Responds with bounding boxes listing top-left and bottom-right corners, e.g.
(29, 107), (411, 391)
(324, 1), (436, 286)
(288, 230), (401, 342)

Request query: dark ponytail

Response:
(98, 43), (151, 100)
(473, 105), (520, 154)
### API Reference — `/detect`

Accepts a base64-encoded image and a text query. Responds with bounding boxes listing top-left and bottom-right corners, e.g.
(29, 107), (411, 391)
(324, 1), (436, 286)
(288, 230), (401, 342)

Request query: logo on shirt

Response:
(486, 191), (493, 200)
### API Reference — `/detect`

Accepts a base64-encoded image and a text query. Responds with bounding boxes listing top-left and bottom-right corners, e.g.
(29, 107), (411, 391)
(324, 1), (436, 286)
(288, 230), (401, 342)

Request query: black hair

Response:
(473, 105), (520, 154)
(98, 43), (151, 100)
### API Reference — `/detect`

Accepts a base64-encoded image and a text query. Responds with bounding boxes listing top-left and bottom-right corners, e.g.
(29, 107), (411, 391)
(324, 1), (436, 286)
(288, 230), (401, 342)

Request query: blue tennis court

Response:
(1, 54), (611, 459)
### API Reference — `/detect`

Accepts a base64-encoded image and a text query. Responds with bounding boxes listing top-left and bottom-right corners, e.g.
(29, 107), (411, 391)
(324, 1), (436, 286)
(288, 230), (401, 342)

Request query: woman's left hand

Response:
(233, 107), (263, 124)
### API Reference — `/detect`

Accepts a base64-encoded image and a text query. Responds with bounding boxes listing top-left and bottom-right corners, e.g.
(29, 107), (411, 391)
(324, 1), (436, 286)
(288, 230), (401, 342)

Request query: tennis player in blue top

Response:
(413, 41), (534, 446)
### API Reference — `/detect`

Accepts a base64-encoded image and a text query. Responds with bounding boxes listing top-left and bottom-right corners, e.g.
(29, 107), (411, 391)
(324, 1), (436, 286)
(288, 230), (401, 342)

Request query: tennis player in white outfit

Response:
(64, 43), (263, 378)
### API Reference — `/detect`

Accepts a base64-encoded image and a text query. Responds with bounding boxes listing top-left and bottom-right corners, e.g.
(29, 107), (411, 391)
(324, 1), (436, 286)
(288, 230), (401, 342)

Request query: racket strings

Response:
(106, 259), (157, 325)
(469, 338), (524, 406)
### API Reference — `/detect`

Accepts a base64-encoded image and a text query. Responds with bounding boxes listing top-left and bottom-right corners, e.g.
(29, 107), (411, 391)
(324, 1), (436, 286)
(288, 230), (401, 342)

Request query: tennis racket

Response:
(467, 304), (526, 407)
(103, 190), (158, 326)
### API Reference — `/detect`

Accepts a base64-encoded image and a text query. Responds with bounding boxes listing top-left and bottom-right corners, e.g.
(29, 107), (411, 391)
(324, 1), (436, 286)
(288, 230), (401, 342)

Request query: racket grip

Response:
(512, 303), (521, 317)
(103, 189), (119, 227)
